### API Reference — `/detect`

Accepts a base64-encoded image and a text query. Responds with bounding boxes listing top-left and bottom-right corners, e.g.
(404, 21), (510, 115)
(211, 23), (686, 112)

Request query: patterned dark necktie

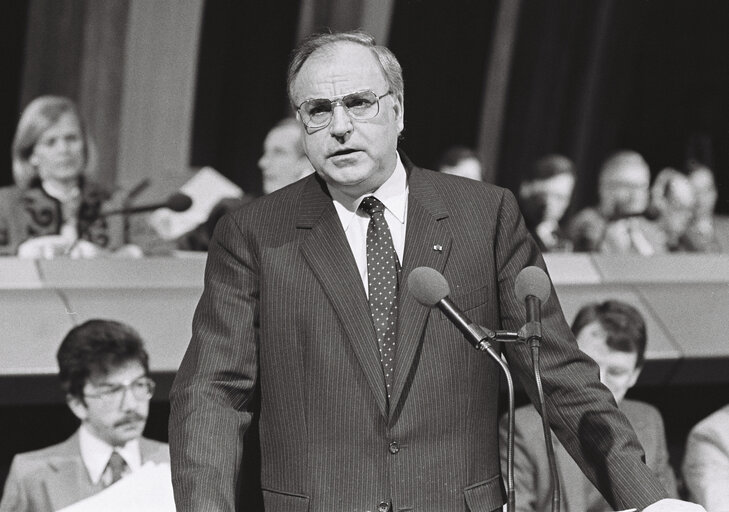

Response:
(359, 196), (400, 397)
(104, 450), (128, 487)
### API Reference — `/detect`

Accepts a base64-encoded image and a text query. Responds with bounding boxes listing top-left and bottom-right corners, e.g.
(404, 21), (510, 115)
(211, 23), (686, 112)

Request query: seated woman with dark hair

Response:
(0, 95), (157, 258)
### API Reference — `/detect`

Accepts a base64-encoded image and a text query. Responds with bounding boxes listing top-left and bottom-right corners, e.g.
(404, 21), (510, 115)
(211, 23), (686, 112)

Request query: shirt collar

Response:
(40, 179), (81, 204)
(78, 424), (142, 484)
(329, 153), (408, 232)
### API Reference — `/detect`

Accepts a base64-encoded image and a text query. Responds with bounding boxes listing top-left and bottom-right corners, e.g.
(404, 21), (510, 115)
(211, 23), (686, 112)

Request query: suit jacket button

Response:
(378, 501), (391, 512)
(388, 441), (399, 454)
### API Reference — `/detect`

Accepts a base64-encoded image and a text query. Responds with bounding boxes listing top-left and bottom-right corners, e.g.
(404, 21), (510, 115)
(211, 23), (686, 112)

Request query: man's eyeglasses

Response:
(297, 90), (392, 129)
(84, 376), (156, 405)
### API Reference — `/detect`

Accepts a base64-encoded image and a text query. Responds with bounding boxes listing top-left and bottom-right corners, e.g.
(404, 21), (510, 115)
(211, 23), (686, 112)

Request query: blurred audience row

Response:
(0, 96), (725, 259)
(3, 305), (728, 510)
(438, 145), (727, 255)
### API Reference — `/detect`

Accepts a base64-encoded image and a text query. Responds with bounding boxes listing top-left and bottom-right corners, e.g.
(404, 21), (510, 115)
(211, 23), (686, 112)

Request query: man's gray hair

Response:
(287, 30), (404, 109)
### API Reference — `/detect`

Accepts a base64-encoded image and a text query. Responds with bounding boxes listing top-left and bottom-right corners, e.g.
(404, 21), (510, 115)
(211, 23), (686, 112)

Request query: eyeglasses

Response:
(297, 90), (392, 129)
(84, 376), (156, 405)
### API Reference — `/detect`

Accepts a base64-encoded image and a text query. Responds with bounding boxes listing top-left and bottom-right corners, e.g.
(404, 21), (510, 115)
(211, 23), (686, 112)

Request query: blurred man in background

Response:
(569, 150), (667, 253)
(437, 145), (483, 181)
(501, 300), (677, 511)
(518, 154), (576, 252)
(258, 117), (313, 194)
(0, 319), (169, 512)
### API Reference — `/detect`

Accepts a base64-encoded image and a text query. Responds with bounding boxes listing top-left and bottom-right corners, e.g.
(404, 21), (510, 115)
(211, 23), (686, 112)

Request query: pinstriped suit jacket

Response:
(169, 161), (668, 512)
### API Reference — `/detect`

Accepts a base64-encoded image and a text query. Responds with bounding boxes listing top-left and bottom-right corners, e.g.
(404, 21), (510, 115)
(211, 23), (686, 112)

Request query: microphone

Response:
(408, 267), (523, 350)
(99, 192), (193, 217)
(408, 266), (519, 512)
(514, 265), (561, 512)
(514, 266), (551, 347)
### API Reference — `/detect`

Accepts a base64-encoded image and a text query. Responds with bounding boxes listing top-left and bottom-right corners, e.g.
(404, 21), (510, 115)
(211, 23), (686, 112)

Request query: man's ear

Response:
(66, 394), (88, 422)
(393, 93), (405, 134)
(627, 366), (642, 390)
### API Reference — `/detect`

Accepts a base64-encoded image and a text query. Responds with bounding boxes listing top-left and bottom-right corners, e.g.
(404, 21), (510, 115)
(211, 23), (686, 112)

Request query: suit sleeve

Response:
(169, 213), (259, 512)
(492, 189), (668, 511)
(682, 413), (729, 511)
(0, 457), (29, 512)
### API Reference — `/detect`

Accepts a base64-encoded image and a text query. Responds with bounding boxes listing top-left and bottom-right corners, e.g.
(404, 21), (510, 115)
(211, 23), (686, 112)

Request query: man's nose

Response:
(119, 387), (140, 410)
(329, 104), (352, 137)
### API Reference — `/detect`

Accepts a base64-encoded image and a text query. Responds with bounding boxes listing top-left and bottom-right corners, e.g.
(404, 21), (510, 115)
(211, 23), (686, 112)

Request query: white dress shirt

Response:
(78, 424), (142, 485)
(329, 153), (408, 297)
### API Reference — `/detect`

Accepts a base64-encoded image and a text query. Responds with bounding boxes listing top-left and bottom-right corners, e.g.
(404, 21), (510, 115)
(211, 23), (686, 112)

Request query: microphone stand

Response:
(519, 317), (561, 512)
(472, 330), (518, 512)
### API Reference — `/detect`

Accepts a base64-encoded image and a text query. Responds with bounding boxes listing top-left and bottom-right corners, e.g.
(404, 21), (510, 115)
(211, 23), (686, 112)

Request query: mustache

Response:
(113, 413), (146, 427)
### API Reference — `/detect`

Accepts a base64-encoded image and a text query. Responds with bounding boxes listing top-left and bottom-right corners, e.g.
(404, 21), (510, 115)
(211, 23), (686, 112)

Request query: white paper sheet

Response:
(147, 166), (243, 240)
(56, 462), (175, 512)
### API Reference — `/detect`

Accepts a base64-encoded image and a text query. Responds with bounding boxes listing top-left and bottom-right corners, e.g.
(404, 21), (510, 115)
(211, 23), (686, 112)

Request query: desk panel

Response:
(1, 253), (728, 404)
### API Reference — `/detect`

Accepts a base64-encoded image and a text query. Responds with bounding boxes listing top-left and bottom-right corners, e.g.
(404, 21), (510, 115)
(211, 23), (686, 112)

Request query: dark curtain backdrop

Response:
(190, 0), (302, 197)
(499, 0), (729, 213)
(0, 1), (30, 188)
(388, 0), (498, 169)
(190, 0), (728, 214)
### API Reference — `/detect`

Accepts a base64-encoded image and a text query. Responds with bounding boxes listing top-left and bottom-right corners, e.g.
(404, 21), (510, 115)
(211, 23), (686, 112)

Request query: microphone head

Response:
(166, 193), (193, 212)
(514, 266), (551, 303)
(408, 266), (450, 307)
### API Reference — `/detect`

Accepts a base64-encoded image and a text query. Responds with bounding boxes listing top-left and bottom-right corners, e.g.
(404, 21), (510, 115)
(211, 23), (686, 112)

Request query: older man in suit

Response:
(169, 30), (703, 512)
(0, 320), (169, 512)
(501, 300), (678, 511)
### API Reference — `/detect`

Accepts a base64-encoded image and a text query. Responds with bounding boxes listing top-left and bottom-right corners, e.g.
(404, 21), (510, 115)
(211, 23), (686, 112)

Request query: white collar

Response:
(78, 425), (142, 484)
(329, 153), (408, 232)
(41, 179), (81, 204)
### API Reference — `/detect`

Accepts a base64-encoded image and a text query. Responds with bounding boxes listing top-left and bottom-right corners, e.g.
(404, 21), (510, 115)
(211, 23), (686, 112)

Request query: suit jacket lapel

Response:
(298, 176), (390, 419)
(45, 432), (100, 511)
(389, 167), (452, 415)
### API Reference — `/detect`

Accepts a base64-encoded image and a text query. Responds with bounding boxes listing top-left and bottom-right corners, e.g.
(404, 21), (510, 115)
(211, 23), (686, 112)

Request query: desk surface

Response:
(1, 254), (727, 392)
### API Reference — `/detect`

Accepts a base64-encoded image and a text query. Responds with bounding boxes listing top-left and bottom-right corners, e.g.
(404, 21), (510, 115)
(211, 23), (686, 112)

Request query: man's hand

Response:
(643, 498), (706, 511)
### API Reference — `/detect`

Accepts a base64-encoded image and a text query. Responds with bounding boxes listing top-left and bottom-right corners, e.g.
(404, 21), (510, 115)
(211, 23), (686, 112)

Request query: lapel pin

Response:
(433, 244), (443, 252)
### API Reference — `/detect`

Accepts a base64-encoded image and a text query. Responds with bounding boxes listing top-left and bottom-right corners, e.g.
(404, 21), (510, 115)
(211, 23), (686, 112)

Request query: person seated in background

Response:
(177, 118), (311, 251)
(436, 145), (483, 181)
(569, 150), (667, 254)
(176, 196), (251, 251)
(0, 95), (155, 259)
(0, 319), (169, 512)
(258, 117), (313, 195)
(501, 300), (677, 512)
(683, 161), (729, 252)
(682, 404), (729, 511)
(518, 153), (576, 252)
(649, 168), (697, 251)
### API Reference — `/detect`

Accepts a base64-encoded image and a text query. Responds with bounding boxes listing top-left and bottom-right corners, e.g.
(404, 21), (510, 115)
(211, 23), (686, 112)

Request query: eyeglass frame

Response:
(82, 375), (156, 405)
(296, 89), (393, 129)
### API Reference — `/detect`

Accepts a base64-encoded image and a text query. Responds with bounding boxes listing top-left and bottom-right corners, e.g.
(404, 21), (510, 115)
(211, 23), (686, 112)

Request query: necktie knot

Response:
(104, 450), (128, 487)
(359, 196), (386, 217)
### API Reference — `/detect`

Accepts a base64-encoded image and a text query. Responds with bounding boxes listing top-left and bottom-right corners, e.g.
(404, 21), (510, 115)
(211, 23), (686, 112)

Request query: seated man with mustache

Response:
(0, 319), (169, 512)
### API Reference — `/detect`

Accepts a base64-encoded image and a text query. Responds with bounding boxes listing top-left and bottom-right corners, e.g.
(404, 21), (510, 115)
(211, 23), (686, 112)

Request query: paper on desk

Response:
(148, 166), (243, 240)
(56, 462), (175, 512)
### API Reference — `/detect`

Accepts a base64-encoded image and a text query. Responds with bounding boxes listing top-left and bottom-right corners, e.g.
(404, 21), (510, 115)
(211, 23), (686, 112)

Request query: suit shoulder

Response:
(621, 399), (661, 419)
(690, 404), (729, 436)
(140, 437), (171, 462)
(6, 440), (70, 477)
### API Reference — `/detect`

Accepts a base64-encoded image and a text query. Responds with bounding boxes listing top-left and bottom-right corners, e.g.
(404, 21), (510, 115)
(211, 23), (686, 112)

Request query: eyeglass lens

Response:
(87, 377), (155, 402)
(301, 91), (381, 127)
